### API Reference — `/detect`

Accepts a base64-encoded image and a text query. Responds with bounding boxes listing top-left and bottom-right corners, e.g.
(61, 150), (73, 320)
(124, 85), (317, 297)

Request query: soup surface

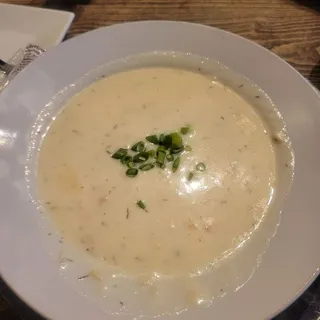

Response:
(38, 67), (276, 278)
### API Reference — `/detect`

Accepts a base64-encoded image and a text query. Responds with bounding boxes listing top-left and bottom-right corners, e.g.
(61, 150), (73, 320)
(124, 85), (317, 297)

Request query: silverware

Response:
(0, 59), (14, 75)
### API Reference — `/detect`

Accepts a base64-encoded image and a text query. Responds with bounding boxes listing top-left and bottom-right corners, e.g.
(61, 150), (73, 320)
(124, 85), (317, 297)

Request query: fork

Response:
(0, 59), (14, 75)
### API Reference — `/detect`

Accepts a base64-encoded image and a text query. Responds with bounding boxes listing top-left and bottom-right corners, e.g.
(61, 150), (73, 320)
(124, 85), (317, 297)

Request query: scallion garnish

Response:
(188, 171), (194, 181)
(171, 146), (184, 154)
(121, 155), (132, 165)
(166, 154), (174, 162)
(162, 135), (172, 148)
(139, 163), (155, 171)
(148, 149), (156, 158)
(146, 135), (159, 145)
(157, 150), (166, 166)
(159, 134), (165, 145)
(172, 157), (180, 173)
(127, 161), (135, 168)
(169, 132), (183, 149)
(137, 200), (147, 211)
(180, 126), (191, 135)
(196, 162), (206, 172)
(133, 151), (149, 163)
(131, 141), (145, 152)
(110, 125), (196, 178)
(111, 148), (127, 159)
(157, 145), (166, 153)
(126, 168), (138, 177)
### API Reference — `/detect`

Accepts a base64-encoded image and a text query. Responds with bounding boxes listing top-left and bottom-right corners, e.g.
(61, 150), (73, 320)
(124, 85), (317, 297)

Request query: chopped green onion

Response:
(162, 135), (172, 148)
(166, 154), (174, 162)
(157, 145), (166, 153)
(112, 148), (127, 159)
(126, 168), (138, 177)
(131, 141), (145, 152)
(196, 162), (206, 172)
(127, 161), (135, 168)
(139, 163), (155, 171)
(157, 150), (166, 166)
(121, 155), (132, 165)
(148, 149), (156, 158)
(146, 135), (159, 145)
(180, 126), (191, 135)
(188, 171), (194, 181)
(172, 157), (180, 173)
(110, 126), (194, 178)
(171, 146), (184, 154)
(185, 145), (192, 152)
(159, 134), (165, 145)
(133, 151), (149, 163)
(169, 132), (183, 149)
(137, 200), (147, 211)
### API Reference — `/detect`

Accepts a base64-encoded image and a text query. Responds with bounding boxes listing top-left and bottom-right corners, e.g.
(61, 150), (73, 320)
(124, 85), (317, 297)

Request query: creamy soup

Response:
(38, 67), (276, 278)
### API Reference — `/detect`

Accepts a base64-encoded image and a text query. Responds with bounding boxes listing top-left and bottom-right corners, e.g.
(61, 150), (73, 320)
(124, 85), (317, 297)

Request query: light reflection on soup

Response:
(38, 67), (277, 278)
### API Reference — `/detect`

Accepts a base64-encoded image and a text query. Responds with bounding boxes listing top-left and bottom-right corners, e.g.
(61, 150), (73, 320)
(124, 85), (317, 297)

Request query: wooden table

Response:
(3, 0), (320, 88)
(0, 0), (320, 319)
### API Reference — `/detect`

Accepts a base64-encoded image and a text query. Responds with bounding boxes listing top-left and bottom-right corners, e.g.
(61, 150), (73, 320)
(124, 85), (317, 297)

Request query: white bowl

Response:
(0, 21), (319, 320)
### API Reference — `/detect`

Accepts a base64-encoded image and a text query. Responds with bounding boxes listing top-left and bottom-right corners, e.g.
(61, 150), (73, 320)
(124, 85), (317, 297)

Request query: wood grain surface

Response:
(1, 0), (320, 87)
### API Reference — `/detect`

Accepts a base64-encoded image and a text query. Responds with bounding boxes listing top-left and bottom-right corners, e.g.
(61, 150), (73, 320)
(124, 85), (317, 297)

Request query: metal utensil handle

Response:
(0, 59), (14, 75)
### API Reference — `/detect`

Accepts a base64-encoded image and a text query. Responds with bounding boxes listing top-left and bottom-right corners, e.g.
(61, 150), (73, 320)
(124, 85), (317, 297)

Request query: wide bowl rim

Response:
(0, 20), (319, 320)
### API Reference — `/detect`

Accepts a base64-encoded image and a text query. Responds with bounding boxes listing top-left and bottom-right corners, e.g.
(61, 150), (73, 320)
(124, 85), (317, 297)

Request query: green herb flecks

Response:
(169, 132), (183, 149)
(139, 163), (155, 171)
(157, 147), (166, 167)
(137, 200), (148, 212)
(131, 141), (145, 152)
(133, 151), (149, 163)
(166, 154), (174, 162)
(162, 135), (172, 149)
(126, 168), (138, 177)
(171, 146), (184, 154)
(188, 171), (194, 181)
(172, 157), (180, 173)
(180, 126), (191, 135)
(111, 148), (127, 159)
(121, 155), (132, 165)
(159, 134), (165, 145)
(127, 161), (135, 169)
(146, 135), (159, 145)
(157, 145), (166, 153)
(110, 125), (195, 177)
(148, 149), (156, 158)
